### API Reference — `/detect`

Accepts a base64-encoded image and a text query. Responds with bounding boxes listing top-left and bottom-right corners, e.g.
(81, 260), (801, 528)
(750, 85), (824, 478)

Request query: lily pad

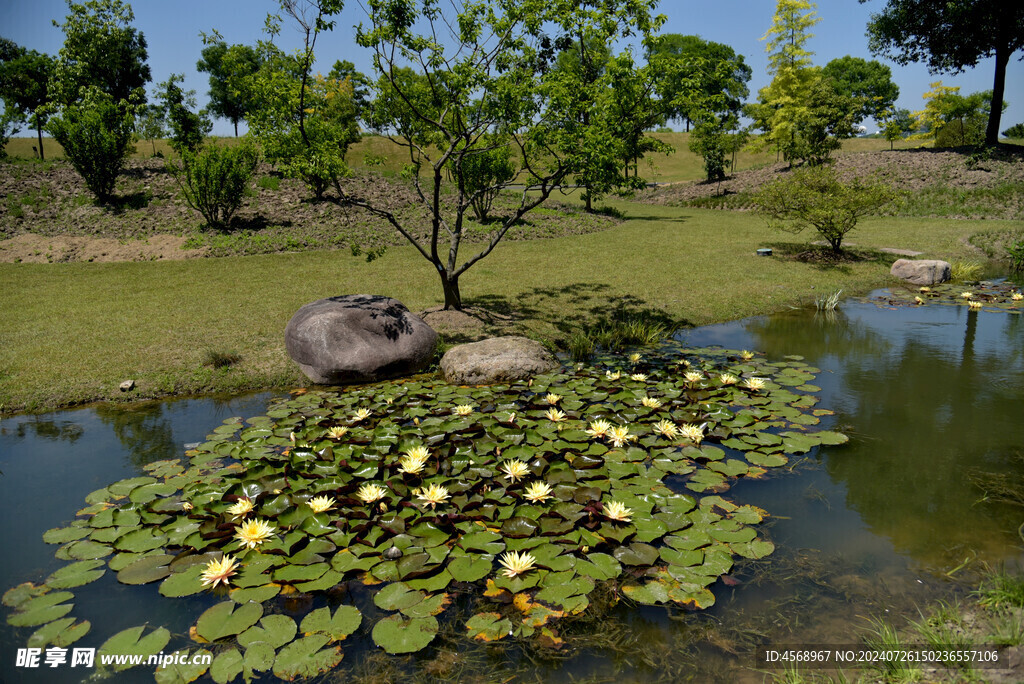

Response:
(116, 554), (173, 585)
(27, 617), (90, 648)
(300, 605), (362, 641)
(45, 559), (106, 589)
(153, 650), (212, 684)
(195, 601), (264, 642)
(466, 612), (513, 641)
(238, 614), (297, 650)
(272, 635), (343, 680)
(97, 625), (171, 671)
(371, 614), (439, 654)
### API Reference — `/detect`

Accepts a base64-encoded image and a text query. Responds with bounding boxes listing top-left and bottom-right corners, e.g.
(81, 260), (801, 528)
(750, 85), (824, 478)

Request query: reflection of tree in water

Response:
(10, 418), (85, 444)
(746, 305), (1024, 566)
(94, 402), (177, 466)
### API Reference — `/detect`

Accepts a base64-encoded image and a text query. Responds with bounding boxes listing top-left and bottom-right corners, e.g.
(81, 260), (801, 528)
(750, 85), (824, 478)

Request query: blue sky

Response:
(2, 0), (1020, 137)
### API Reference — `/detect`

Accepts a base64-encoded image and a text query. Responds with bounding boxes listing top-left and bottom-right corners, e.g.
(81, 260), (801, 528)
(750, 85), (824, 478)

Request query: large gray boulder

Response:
(285, 295), (437, 384)
(890, 258), (951, 286)
(441, 336), (559, 385)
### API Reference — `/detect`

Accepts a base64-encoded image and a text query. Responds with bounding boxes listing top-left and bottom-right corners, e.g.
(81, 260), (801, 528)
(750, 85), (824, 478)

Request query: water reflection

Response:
(742, 299), (1024, 568)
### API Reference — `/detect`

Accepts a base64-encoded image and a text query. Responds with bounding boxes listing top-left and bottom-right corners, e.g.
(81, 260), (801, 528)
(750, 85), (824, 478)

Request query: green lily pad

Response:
(210, 648), (243, 684)
(300, 605), (361, 641)
(159, 564), (206, 597)
(448, 555), (492, 582)
(116, 554), (173, 585)
(27, 617), (90, 648)
(238, 614), (297, 650)
(229, 584), (280, 604)
(64, 540), (112, 560)
(153, 649), (212, 684)
(465, 612), (513, 641)
(46, 559), (106, 589)
(195, 601), (263, 642)
(42, 526), (91, 545)
(371, 614), (439, 654)
(613, 542), (660, 566)
(97, 625), (171, 671)
(272, 635), (343, 681)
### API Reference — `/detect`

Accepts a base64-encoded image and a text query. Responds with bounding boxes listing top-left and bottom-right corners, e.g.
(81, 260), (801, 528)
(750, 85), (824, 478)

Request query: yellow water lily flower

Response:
(417, 483), (450, 509)
(544, 407), (567, 422)
(605, 370), (622, 380)
(353, 408), (372, 422)
(307, 495), (336, 513)
(677, 358), (692, 367)
(585, 419), (613, 439)
(326, 426), (349, 439)
(960, 291), (973, 299)
(684, 371), (704, 383)
(629, 373), (648, 382)
(399, 452), (429, 475)
(200, 554), (240, 589)
(679, 423), (704, 444)
(523, 481), (553, 503)
(640, 396), (662, 408)
(181, 502), (194, 512)
(500, 460), (530, 483)
(653, 420), (680, 438)
(914, 296), (925, 305)
(234, 519), (276, 549)
(544, 393), (562, 405)
(740, 350), (754, 360)
(719, 373), (739, 385)
(919, 286), (930, 292)
(498, 550), (536, 579)
(454, 404), (474, 416)
(603, 500), (633, 523)
(356, 484), (387, 503)
(968, 299), (983, 309)
(506, 412), (517, 423)
(628, 352), (642, 364)
(226, 497), (255, 520)
(608, 425), (633, 448)
(743, 377), (766, 391)
(1013, 292), (1024, 301)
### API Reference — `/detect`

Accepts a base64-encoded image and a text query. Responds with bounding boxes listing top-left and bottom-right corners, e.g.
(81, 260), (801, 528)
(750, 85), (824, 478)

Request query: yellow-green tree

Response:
(753, 0), (821, 162)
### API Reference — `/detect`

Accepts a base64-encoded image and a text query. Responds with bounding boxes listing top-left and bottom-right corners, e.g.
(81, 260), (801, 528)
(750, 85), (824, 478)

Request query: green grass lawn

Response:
(2, 200), (1018, 413)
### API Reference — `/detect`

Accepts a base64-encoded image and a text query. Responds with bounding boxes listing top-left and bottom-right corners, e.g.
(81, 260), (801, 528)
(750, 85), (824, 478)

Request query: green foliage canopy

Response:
(354, 0), (670, 310)
(820, 55), (899, 124)
(861, 0), (1024, 146)
(196, 39), (263, 137)
(49, 0), (150, 107)
(0, 41), (55, 158)
(155, 73), (211, 154)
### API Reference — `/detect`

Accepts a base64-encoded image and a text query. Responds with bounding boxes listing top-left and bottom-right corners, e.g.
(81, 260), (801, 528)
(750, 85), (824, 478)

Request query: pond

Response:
(2, 286), (1022, 683)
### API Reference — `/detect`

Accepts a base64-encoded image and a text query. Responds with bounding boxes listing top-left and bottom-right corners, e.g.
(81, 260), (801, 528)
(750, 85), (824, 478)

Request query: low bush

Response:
(169, 142), (259, 228)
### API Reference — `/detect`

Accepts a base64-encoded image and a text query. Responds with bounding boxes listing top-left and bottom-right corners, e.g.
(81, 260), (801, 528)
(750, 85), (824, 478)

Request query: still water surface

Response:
(2, 291), (1022, 682)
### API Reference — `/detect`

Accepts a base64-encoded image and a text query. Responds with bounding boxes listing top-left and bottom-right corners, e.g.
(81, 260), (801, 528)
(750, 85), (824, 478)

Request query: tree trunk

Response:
(584, 191), (592, 213)
(36, 123), (44, 161)
(985, 42), (1009, 147)
(441, 271), (462, 310)
(234, 120), (239, 137)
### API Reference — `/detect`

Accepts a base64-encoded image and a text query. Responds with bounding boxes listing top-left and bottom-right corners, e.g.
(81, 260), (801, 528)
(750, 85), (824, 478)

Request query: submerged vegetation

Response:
(3, 343), (848, 678)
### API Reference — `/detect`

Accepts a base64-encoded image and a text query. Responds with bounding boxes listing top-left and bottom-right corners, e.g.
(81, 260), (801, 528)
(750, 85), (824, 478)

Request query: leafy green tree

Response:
(168, 141), (259, 228)
(0, 42), (55, 159)
(879, 107), (915, 148)
(327, 60), (371, 122)
(754, 0), (822, 162)
(155, 73), (210, 154)
(46, 87), (135, 201)
(196, 37), (262, 137)
(647, 34), (751, 131)
(861, 0), (1024, 146)
(49, 0), (150, 107)
(789, 77), (858, 164)
(1003, 122), (1024, 139)
(689, 113), (746, 183)
(754, 166), (898, 253)
(821, 55), (899, 124)
(354, 0), (667, 310)
(136, 103), (166, 155)
(244, 1), (357, 200)
(912, 81), (1003, 147)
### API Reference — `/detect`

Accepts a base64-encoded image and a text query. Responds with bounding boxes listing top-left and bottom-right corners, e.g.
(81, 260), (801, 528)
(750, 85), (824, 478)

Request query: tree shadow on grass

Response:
(765, 241), (892, 273)
(463, 282), (691, 343)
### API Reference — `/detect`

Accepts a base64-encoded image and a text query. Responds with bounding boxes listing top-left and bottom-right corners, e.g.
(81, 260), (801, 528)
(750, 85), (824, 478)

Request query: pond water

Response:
(2, 289), (1022, 683)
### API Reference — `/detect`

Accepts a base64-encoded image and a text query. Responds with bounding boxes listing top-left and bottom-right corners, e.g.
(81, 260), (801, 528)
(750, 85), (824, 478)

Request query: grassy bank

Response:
(2, 201), (1016, 413)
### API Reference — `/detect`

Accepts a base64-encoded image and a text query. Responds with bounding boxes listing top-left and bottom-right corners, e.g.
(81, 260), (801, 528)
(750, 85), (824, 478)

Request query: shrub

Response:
(1008, 240), (1024, 273)
(169, 142), (259, 228)
(1002, 122), (1024, 139)
(46, 89), (135, 202)
(754, 166), (899, 253)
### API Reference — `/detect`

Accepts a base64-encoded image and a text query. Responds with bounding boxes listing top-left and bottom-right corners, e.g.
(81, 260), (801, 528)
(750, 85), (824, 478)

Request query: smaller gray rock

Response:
(890, 258), (951, 286)
(441, 336), (558, 385)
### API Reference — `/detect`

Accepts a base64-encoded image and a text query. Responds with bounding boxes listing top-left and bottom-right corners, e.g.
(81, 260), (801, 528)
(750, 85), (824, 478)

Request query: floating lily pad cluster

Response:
(6, 343), (848, 681)
(875, 281), (1023, 313)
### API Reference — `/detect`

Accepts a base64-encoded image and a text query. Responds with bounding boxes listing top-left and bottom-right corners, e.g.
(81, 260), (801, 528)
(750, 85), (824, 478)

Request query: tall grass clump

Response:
(169, 141), (259, 228)
(814, 290), (842, 311)
(950, 259), (983, 283)
(1007, 240), (1024, 273)
(567, 330), (595, 362)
